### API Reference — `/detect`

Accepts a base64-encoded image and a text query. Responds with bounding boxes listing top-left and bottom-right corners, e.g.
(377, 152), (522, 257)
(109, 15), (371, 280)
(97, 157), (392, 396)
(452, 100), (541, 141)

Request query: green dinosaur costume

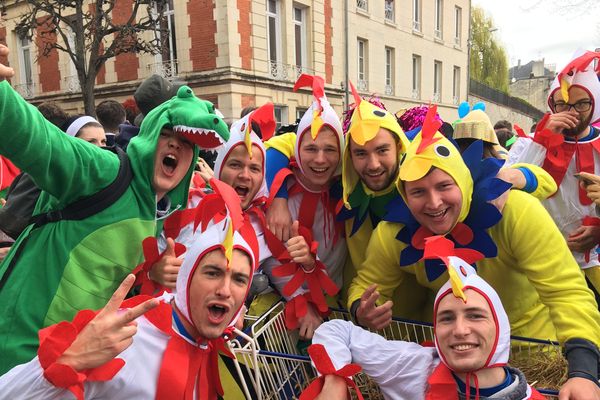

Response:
(0, 82), (229, 374)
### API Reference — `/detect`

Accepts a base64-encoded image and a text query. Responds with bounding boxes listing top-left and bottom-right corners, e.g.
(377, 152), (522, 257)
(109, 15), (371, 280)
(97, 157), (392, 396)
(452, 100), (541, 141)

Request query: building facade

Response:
(0, 0), (469, 124)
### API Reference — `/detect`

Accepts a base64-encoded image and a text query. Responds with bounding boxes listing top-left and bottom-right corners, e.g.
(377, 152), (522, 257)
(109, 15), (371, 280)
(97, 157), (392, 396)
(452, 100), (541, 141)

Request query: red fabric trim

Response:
(37, 309), (125, 400)
(426, 363), (459, 400)
(299, 343), (363, 400)
(582, 216), (600, 262)
(163, 208), (196, 240)
(266, 167), (294, 207)
(0, 155), (19, 191)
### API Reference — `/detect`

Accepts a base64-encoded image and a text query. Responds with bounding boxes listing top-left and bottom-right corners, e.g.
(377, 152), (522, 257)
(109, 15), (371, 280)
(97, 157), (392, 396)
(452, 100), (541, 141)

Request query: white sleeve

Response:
(0, 357), (76, 399)
(506, 138), (546, 167)
(313, 320), (438, 400)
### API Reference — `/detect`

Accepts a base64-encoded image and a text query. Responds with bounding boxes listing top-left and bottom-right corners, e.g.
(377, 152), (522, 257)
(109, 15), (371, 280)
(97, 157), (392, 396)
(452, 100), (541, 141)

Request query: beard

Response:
(563, 113), (593, 137)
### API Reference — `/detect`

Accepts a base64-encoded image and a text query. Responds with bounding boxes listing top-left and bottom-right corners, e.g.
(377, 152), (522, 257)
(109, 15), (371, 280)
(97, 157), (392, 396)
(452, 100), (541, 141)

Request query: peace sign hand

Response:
(57, 275), (159, 371)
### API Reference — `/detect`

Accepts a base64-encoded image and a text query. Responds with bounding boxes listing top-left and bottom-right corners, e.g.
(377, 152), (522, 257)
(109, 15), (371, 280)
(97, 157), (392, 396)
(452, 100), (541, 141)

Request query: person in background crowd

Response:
(493, 119), (513, 133)
(96, 100), (126, 146)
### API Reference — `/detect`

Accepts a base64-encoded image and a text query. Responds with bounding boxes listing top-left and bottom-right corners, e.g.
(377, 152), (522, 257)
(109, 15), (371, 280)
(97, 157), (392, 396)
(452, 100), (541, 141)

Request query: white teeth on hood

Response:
(173, 125), (226, 145)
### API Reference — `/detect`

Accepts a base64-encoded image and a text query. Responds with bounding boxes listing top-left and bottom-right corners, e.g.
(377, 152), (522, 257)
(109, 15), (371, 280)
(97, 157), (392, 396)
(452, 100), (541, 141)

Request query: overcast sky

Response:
(473, 0), (599, 71)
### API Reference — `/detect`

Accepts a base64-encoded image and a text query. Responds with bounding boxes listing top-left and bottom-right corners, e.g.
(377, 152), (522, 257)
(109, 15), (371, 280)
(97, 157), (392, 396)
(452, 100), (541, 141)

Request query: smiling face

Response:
(76, 124), (107, 147)
(297, 127), (340, 191)
(219, 143), (264, 209)
(404, 168), (463, 235)
(435, 289), (497, 373)
(349, 127), (400, 191)
(153, 127), (195, 201)
(188, 248), (251, 340)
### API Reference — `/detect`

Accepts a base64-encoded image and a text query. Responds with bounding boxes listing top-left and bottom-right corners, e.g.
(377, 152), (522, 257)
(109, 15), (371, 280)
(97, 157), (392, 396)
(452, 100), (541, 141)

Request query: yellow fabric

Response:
(585, 266), (600, 294)
(398, 132), (473, 225)
(219, 355), (246, 400)
(264, 132), (296, 156)
(348, 190), (600, 345)
(510, 162), (558, 200)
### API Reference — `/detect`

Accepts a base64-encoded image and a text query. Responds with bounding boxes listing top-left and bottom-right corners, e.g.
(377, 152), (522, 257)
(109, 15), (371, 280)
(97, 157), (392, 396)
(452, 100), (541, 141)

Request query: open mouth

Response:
(234, 185), (250, 197)
(162, 154), (178, 175)
(208, 304), (230, 323)
(174, 125), (226, 150)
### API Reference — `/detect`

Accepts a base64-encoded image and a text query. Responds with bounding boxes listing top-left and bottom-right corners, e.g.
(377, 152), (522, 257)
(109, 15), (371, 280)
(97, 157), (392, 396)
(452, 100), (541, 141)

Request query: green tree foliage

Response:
(470, 6), (509, 92)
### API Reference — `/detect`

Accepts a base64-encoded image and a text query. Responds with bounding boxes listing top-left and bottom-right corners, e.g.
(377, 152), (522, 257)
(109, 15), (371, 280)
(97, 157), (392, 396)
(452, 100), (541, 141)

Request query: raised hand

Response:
(355, 284), (393, 330)
(0, 44), (15, 81)
(57, 275), (159, 371)
(286, 220), (315, 271)
(149, 238), (183, 288)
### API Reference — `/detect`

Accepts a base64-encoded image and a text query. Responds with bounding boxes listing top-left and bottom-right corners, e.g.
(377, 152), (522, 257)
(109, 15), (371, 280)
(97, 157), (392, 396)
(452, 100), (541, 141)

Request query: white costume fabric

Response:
(0, 218), (257, 400)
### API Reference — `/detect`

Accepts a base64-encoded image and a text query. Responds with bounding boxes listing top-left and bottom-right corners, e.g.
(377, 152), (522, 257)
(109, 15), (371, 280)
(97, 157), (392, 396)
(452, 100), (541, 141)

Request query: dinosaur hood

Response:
(127, 86), (230, 212)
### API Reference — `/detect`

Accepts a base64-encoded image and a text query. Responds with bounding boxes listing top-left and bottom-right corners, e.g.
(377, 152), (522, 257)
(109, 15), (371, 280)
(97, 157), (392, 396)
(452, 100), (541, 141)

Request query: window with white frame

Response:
(454, 6), (462, 46)
(274, 105), (288, 131)
(385, 0), (394, 22)
(453, 66), (460, 104)
(17, 35), (33, 85)
(293, 5), (307, 72)
(413, 0), (421, 31)
(434, 0), (443, 39)
(267, 0), (281, 65)
(65, 24), (81, 92)
(295, 107), (308, 122)
(434, 60), (442, 102)
(357, 38), (368, 90)
(385, 47), (394, 95)
(153, 0), (178, 77)
(412, 54), (421, 99)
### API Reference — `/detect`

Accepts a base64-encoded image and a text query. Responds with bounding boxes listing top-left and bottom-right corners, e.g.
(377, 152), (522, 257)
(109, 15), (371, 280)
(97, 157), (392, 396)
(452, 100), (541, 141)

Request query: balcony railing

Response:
(411, 88), (420, 99)
(412, 20), (421, 31)
(385, 84), (393, 95)
(434, 29), (442, 40)
(432, 92), (441, 102)
(64, 75), (81, 93)
(269, 62), (314, 82)
(147, 60), (178, 79)
(14, 82), (36, 99)
(454, 36), (461, 46)
(452, 95), (460, 105)
(357, 0), (368, 11)
(357, 79), (368, 91)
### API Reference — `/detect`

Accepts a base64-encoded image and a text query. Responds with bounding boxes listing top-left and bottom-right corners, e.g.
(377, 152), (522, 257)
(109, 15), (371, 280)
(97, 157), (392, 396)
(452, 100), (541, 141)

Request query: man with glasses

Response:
(508, 50), (600, 298)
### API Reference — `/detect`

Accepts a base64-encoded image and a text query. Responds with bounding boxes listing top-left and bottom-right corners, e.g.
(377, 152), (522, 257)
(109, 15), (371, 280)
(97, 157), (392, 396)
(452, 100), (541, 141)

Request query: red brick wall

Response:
(202, 94), (218, 109)
(188, 0), (218, 71)
(113, 0), (139, 82)
(35, 17), (61, 93)
(237, 0), (252, 70)
(324, 0), (333, 84)
(241, 94), (255, 109)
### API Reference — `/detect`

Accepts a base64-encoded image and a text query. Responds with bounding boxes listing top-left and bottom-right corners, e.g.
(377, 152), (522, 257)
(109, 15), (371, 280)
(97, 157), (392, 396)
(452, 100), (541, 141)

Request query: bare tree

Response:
(7, 0), (167, 115)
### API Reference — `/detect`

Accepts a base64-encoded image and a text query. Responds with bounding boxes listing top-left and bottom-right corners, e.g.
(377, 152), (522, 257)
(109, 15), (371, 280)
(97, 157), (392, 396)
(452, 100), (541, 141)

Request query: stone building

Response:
(0, 0), (470, 124)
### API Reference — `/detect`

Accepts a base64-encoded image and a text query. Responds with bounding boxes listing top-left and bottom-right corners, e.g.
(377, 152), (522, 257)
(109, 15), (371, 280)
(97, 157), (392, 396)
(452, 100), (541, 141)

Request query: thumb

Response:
(165, 237), (176, 256)
(291, 220), (300, 238)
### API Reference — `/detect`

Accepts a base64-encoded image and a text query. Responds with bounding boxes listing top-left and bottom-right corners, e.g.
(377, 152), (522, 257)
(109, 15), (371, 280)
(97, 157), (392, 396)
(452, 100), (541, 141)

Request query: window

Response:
(153, 0), (178, 77)
(412, 54), (421, 99)
(385, 0), (394, 22)
(16, 34), (34, 98)
(434, 60), (442, 102)
(65, 24), (81, 92)
(434, 0), (443, 39)
(413, 0), (421, 31)
(357, 0), (368, 12)
(296, 107), (308, 122)
(385, 47), (394, 95)
(453, 66), (460, 104)
(293, 5), (307, 72)
(454, 6), (462, 46)
(357, 38), (368, 91)
(274, 105), (288, 131)
(267, 0), (281, 65)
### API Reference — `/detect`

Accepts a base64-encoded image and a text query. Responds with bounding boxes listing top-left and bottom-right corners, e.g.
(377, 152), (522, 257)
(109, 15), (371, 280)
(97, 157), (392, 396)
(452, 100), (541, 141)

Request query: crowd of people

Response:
(1, 41), (600, 400)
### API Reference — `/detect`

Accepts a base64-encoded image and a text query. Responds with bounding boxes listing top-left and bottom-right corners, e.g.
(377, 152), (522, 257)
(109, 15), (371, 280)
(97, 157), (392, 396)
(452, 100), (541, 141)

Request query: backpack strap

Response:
(29, 147), (133, 228)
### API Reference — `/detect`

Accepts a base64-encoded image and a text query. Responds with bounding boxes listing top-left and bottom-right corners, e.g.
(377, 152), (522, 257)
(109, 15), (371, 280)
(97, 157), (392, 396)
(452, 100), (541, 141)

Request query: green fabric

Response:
(0, 82), (229, 374)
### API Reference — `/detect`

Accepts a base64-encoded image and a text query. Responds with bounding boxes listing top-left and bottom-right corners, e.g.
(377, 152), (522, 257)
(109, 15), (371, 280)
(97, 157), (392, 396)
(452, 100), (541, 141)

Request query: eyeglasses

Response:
(553, 100), (593, 113)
